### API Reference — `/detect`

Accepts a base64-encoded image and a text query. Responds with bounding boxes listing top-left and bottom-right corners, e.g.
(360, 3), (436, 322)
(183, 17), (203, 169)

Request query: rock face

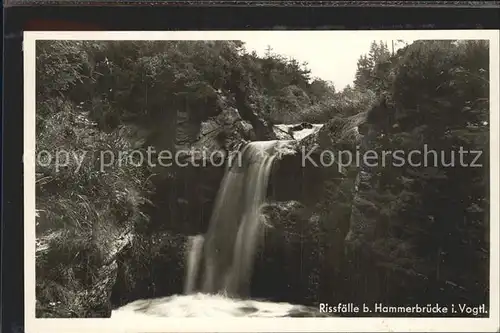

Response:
(252, 201), (322, 305)
(344, 126), (379, 249)
(257, 116), (364, 306)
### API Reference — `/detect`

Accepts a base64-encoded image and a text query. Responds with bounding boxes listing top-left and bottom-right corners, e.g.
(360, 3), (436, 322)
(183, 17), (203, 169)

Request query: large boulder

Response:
(111, 231), (188, 308)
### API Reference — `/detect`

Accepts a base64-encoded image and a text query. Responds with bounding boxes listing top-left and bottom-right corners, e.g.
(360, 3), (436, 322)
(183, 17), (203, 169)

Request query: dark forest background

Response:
(35, 39), (489, 317)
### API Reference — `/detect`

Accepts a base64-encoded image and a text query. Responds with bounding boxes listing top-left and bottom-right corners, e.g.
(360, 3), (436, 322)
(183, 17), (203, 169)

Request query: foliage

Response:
(35, 38), (490, 315)
(346, 39), (490, 306)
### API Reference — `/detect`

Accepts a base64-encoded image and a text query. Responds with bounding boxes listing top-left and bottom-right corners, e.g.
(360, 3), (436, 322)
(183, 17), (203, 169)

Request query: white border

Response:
(24, 30), (500, 333)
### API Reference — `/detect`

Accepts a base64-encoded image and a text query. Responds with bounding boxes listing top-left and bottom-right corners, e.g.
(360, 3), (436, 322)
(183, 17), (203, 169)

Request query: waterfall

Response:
(184, 235), (205, 294)
(112, 137), (332, 318)
(183, 140), (287, 298)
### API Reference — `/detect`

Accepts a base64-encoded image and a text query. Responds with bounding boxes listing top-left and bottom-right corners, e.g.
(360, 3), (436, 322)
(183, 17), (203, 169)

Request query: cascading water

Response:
(200, 141), (286, 297)
(184, 235), (205, 294)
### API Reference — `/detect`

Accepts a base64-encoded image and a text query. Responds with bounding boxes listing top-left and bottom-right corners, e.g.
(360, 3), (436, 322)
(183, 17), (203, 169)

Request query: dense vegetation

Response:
(35, 39), (489, 317)
(340, 40), (489, 310)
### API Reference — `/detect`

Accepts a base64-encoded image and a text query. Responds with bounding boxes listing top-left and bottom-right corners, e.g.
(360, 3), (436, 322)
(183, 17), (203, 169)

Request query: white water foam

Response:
(111, 293), (321, 318)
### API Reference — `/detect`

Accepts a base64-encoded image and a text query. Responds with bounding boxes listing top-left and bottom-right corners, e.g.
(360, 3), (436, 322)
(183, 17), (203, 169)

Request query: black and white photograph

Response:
(24, 30), (499, 332)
